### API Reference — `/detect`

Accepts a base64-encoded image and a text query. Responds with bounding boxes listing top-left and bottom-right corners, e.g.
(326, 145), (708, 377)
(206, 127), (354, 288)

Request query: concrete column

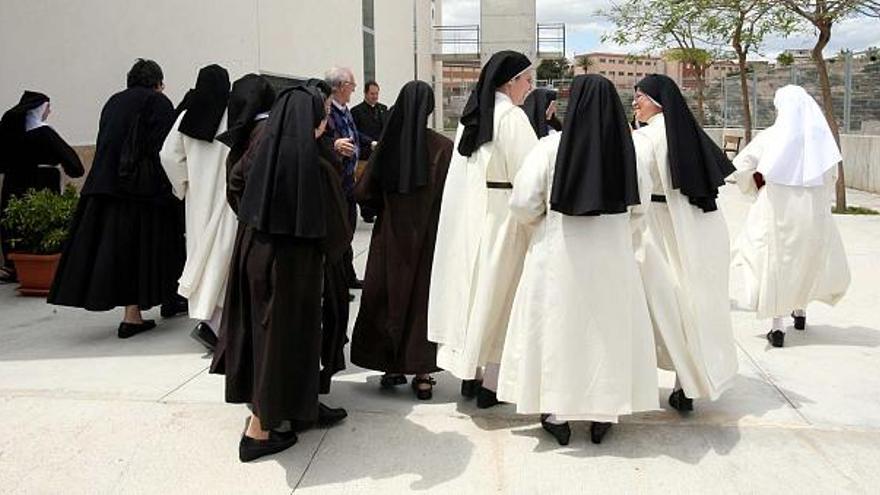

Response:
(480, 0), (536, 64)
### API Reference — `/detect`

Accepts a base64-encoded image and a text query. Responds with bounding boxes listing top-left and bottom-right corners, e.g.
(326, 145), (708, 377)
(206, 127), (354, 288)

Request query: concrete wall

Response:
(707, 128), (880, 194)
(480, 0), (536, 64)
(0, 0), (261, 145)
(0, 0), (430, 146)
(258, 0), (363, 83)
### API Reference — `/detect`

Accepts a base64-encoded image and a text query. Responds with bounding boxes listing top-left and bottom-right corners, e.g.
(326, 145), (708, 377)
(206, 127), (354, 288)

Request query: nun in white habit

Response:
(497, 75), (659, 446)
(731, 85), (850, 348)
(631, 74), (739, 412)
(427, 50), (538, 408)
(160, 65), (234, 351)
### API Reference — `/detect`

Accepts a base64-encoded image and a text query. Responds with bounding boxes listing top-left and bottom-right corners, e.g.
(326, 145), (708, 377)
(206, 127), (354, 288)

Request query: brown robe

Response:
(210, 122), (352, 429)
(350, 129), (453, 374)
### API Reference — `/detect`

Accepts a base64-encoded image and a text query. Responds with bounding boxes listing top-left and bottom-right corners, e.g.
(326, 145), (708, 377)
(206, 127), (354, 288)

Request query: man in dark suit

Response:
(350, 81), (387, 223)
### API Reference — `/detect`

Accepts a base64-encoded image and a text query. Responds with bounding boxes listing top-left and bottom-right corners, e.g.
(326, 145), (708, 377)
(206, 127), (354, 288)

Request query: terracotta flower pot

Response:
(8, 252), (61, 297)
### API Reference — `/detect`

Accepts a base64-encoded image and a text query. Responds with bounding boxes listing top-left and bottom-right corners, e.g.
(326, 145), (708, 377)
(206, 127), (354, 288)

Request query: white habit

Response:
(496, 134), (659, 422)
(427, 92), (538, 379)
(160, 111), (238, 322)
(631, 113), (738, 400)
(730, 86), (850, 319)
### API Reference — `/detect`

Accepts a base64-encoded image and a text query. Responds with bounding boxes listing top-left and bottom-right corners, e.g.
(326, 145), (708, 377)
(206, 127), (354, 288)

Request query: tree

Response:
(576, 55), (594, 73)
(780, 1), (880, 210)
(536, 58), (573, 81)
(776, 51), (796, 65)
(704, 1), (797, 143)
(600, 0), (720, 124)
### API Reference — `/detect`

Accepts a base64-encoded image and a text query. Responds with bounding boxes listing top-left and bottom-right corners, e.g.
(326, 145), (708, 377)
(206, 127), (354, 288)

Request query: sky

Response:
(441, 0), (880, 59)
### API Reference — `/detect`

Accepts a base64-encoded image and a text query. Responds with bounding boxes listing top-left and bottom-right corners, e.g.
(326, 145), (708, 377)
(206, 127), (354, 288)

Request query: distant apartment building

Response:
(573, 52), (663, 91)
(573, 51), (740, 92)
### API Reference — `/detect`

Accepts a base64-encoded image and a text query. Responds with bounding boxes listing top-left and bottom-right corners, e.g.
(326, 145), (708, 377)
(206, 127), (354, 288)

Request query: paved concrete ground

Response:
(1, 186), (879, 494)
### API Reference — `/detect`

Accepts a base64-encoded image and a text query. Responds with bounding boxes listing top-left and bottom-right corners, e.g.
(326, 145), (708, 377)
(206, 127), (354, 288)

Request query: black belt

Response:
(651, 194), (667, 203)
(487, 181), (513, 189)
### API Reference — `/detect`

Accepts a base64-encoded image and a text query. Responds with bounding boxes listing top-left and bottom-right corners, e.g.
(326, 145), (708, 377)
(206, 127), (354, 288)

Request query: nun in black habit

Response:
(520, 87), (562, 138)
(0, 91), (84, 281)
(210, 82), (350, 463)
(48, 59), (185, 338)
(350, 81), (454, 400)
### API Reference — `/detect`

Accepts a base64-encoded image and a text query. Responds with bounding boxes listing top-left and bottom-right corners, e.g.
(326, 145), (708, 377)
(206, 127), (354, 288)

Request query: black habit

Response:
(351, 81), (453, 374)
(210, 86), (351, 430)
(48, 87), (184, 311)
(0, 92), (85, 257)
(350, 100), (388, 161)
(521, 88), (562, 139)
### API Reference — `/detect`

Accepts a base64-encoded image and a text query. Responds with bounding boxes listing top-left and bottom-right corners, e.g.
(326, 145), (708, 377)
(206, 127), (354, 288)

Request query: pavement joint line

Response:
(4, 390), (880, 435)
(156, 365), (210, 403)
(292, 427), (329, 493)
(735, 339), (813, 426)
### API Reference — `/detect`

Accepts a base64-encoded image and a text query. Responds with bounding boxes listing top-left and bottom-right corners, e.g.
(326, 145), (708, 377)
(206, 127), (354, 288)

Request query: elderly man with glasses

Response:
(324, 67), (369, 289)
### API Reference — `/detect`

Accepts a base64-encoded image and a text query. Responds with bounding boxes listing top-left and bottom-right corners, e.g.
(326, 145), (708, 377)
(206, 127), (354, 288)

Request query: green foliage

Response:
(833, 205), (879, 215)
(536, 58), (573, 80)
(1, 186), (79, 254)
(777, 51), (796, 65)
(576, 55), (593, 72)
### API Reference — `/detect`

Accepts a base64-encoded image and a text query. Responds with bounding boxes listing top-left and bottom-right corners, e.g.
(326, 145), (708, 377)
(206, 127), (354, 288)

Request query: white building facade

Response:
(0, 0), (438, 146)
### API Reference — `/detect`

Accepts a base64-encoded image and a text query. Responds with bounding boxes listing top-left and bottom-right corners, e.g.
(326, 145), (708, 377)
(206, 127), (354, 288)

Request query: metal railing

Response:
(537, 23), (566, 59)
(433, 25), (480, 56)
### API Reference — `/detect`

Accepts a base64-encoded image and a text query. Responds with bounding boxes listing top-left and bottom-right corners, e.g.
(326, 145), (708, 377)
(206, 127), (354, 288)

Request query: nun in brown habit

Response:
(210, 80), (350, 463)
(350, 80), (453, 400)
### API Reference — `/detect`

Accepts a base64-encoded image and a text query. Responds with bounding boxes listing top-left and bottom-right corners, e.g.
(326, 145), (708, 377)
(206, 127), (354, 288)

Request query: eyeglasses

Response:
(343, 81), (357, 89)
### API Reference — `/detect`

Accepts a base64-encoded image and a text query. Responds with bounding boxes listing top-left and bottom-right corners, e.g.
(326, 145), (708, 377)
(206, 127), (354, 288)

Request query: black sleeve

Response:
(34, 127), (85, 178)
(146, 94), (176, 155)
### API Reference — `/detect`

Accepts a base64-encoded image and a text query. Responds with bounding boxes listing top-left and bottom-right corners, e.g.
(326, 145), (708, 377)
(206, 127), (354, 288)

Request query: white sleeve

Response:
(630, 131), (655, 217)
(509, 141), (550, 226)
(498, 108), (540, 182)
(731, 132), (767, 197)
(159, 114), (189, 200)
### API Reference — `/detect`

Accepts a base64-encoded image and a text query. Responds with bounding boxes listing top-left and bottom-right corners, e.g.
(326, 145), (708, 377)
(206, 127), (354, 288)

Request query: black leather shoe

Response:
(118, 320), (157, 339)
(411, 376), (436, 401)
(540, 414), (571, 446)
(190, 322), (218, 352)
(160, 297), (188, 318)
(669, 389), (694, 413)
(461, 379), (482, 399)
(767, 329), (785, 348)
(791, 312), (806, 331)
(349, 279), (364, 290)
(590, 422), (612, 444)
(476, 387), (502, 409)
(292, 402), (348, 432)
(316, 402), (348, 427)
(239, 430), (298, 463)
(380, 374), (407, 389)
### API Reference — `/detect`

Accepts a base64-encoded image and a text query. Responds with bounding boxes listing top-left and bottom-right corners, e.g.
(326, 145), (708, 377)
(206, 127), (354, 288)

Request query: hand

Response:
(545, 100), (558, 121)
(335, 138), (355, 158)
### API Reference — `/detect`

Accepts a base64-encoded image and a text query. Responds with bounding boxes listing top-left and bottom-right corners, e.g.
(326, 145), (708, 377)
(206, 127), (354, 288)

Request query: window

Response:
(362, 0), (374, 30)
(362, 0), (376, 83)
(599, 58), (606, 63)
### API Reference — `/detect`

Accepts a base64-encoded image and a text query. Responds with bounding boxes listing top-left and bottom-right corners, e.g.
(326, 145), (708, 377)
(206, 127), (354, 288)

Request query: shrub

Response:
(1, 186), (78, 254)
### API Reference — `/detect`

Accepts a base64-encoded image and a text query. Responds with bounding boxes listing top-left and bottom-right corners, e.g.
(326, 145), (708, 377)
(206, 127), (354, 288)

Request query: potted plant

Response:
(1, 186), (78, 296)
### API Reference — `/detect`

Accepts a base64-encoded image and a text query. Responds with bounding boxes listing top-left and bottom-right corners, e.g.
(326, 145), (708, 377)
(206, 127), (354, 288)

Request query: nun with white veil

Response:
(730, 85), (850, 348)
